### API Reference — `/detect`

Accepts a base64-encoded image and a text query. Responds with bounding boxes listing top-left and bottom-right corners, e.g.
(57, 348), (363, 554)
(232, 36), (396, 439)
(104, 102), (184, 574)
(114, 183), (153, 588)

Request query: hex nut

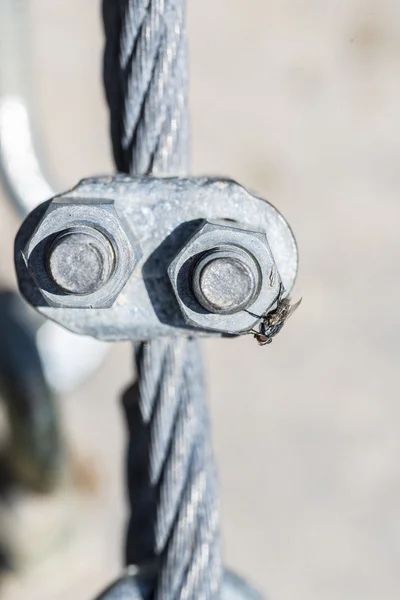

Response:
(22, 198), (141, 308)
(168, 220), (281, 334)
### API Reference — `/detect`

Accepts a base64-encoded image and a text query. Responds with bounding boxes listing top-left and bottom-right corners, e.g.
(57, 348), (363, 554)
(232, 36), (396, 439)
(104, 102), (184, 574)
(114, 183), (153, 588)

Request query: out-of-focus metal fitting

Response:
(168, 220), (280, 334)
(0, 0), (111, 392)
(21, 198), (141, 309)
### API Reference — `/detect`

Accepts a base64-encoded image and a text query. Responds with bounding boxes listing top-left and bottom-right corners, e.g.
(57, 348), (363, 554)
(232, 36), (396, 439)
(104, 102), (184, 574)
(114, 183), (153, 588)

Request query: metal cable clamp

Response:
(15, 175), (298, 341)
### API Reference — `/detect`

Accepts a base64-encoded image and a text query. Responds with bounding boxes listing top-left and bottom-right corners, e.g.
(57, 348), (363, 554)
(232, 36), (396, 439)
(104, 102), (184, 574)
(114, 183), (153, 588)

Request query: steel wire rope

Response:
(102, 2), (222, 598)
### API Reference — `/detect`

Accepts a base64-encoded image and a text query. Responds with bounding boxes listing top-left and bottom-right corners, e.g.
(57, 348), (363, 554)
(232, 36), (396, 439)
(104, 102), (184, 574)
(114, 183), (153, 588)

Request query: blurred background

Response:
(0, 0), (399, 599)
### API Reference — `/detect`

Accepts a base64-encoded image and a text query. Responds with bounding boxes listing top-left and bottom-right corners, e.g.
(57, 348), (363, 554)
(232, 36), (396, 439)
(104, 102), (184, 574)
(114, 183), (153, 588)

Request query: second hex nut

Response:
(168, 220), (281, 334)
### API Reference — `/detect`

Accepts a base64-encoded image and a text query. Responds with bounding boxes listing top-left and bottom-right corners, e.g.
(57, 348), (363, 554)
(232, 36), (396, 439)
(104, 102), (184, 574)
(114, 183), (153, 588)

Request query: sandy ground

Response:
(0, 1), (400, 599)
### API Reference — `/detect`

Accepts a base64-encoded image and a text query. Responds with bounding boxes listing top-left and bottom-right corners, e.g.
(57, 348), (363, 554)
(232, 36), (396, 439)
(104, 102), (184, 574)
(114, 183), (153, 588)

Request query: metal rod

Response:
(0, 0), (53, 216)
(0, 0), (108, 395)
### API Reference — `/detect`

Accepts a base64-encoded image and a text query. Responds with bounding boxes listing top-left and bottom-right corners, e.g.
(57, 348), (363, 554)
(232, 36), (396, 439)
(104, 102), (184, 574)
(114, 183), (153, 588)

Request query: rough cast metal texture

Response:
(95, 570), (264, 600)
(15, 175), (298, 341)
(168, 221), (280, 333)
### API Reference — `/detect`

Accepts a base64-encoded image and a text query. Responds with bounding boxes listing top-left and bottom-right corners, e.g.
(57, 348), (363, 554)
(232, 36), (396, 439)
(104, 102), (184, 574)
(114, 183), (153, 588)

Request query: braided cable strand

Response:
(103, 0), (189, 175)
(102, 1), (222, 598)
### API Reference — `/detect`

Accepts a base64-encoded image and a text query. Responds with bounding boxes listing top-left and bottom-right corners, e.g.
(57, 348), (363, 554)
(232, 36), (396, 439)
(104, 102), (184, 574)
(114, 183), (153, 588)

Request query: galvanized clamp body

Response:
(15, 175), (298, 342)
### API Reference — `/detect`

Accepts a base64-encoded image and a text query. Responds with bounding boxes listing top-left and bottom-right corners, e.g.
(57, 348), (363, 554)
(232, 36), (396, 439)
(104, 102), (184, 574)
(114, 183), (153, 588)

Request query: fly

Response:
(248, 283), (302, 346)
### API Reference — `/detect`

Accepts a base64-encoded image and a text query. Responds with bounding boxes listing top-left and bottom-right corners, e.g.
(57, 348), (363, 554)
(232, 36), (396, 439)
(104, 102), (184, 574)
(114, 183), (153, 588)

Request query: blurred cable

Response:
(0, 292), (62, 492)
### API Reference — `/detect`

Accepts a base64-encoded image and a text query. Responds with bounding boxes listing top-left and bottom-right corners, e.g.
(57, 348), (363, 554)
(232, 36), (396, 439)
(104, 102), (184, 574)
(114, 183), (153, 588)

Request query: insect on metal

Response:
(248, 283), (302, 346)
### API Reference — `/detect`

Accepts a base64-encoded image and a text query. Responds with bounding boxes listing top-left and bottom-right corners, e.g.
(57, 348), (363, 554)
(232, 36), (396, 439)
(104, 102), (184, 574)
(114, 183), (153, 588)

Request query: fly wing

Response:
(286, 297), (302, 320)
